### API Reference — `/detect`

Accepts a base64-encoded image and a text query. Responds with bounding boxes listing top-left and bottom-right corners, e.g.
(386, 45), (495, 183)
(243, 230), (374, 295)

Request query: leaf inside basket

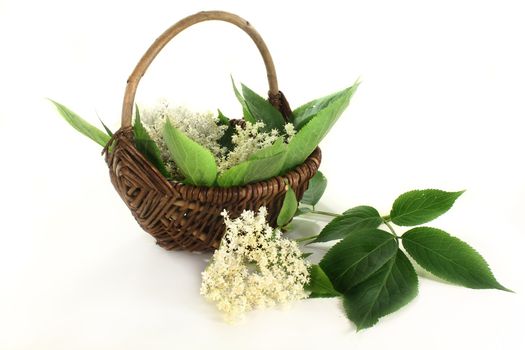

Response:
(133, 108), (170, 178)
(50, 100), (110, 147)
(241, 83), (286, 133)
(217, 137), (287, 187)
(163, 120), (218, 186)
(231, 77), (256, 123)
(282, 82), (360, 172)
(292, 87), (355, 130)
(217, 109), (235, 152)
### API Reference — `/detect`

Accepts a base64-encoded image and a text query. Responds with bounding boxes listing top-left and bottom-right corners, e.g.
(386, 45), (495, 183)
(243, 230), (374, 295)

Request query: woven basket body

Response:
(104, 11), (321, 251)
(106, 128), (320, 251)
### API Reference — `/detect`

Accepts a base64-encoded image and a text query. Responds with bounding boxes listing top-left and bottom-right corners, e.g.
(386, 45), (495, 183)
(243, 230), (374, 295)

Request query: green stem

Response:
(310, 210), (340, 218)
(383, 219), (400, 239)
(295, 234), (319, 243)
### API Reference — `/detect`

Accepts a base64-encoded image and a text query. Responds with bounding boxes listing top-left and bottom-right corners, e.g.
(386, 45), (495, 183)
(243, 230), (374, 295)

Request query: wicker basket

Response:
(104, 11), (321, 252)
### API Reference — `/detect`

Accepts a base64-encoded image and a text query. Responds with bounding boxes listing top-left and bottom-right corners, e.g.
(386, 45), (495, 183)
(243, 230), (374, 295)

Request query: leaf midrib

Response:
(333, 237), (395, 289)
(359, 254), (397, 328)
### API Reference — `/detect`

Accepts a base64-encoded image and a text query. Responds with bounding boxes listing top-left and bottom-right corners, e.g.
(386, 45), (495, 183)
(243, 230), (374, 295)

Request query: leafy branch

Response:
(284, 178), (511, 331)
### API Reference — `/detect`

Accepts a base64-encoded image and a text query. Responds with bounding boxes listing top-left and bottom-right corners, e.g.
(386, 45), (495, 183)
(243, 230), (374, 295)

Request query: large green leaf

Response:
(305, 265), (342, 298)
(277, 185), (298, 227)
(390, 189), (464, 226)
(231, 77), (255, 123)
(282, 82), (359, 171)
(343, 250), (418, 331)
(402, 227), (510, 291)
(163, 120), (217, 186)
(292, 87), (353, 130)
(216, 138), (287, 187)
(300, 171), (327, 207)
(50, 100), (110, 147)
(319, 229), (398, 293)
(133, 109), (170, 178)
(241, 83), (286, 132)
(311, 206), (383, 244)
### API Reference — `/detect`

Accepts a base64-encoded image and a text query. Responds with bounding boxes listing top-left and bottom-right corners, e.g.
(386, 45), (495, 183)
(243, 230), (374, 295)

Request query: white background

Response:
(1, 0), (524, 349)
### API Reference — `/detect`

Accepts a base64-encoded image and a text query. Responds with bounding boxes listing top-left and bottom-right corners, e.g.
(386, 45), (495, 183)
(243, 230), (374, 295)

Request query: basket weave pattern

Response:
(104, 11), (321, 251)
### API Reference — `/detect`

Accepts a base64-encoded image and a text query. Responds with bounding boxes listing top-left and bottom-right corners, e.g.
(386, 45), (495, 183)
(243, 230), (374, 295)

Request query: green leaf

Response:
(343, 250), (418, 331)
(390, 189), (465, 226)
(293, 88), (354, 130)
(217, 109), (235, 151)
(133, 109), (170, 178)
(282, 82), (359, 171)
(231, 76), (255, 123)
(50, 100), (110, 147)
(319, 229), (398, 293)
(300, 171), (327, 207)
(402, 227), (511, 291)
(217, 138), (287, 187)
(241, 83), (286, 132)
(306, 265), (342, 298)
(311, 206), (383, 244)
(163, 120), (217, 186)
(250, 136), (286, 160)
(217, 109), (229, 125)
(99, 118), (113, 137)
(277, 185), (298, 227)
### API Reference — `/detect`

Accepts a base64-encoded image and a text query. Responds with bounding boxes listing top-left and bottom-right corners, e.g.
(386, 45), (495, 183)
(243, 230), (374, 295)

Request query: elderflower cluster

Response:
(216, 122), (279, 173)
(217, 122), (296, 172)
(200, 207), (310, 322)
(284, 122), (296, 142)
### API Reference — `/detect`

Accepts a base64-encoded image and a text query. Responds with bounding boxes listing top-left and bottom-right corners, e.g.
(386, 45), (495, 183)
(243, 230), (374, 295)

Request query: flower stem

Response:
(295, 234), (319, 243)
(310, 210), (340, 218)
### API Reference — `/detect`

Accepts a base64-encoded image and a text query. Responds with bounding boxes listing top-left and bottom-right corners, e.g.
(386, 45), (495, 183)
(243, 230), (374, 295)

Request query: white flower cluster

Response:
(200, 207), (310, 322)
(216, 122), (279, 173)
(139, 101), (297, 179)
(284, 122), (296, 142)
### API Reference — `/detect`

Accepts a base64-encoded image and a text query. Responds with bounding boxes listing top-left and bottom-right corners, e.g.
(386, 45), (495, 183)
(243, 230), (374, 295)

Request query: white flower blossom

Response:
(216, 122), (279, 173)
(284, 122), (296, 142)
(200, 207), (310, 322)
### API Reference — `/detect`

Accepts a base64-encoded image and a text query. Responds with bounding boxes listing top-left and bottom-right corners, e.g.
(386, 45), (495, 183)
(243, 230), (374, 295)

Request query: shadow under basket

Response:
(103, 11), (321, 252)
(105, 128), (321, 252)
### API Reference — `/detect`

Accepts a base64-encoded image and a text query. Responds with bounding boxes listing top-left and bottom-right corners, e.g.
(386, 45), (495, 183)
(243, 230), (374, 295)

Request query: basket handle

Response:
(121, 10), (284, 128)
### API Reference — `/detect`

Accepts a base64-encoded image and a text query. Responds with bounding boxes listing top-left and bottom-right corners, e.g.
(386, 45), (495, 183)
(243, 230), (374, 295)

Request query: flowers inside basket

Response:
(51, 11), (510, 330)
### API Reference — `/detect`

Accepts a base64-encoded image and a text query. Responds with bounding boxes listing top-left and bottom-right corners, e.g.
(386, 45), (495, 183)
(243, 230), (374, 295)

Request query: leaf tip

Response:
(496, 284), (514, 293)
(47, 98), (62, 109)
